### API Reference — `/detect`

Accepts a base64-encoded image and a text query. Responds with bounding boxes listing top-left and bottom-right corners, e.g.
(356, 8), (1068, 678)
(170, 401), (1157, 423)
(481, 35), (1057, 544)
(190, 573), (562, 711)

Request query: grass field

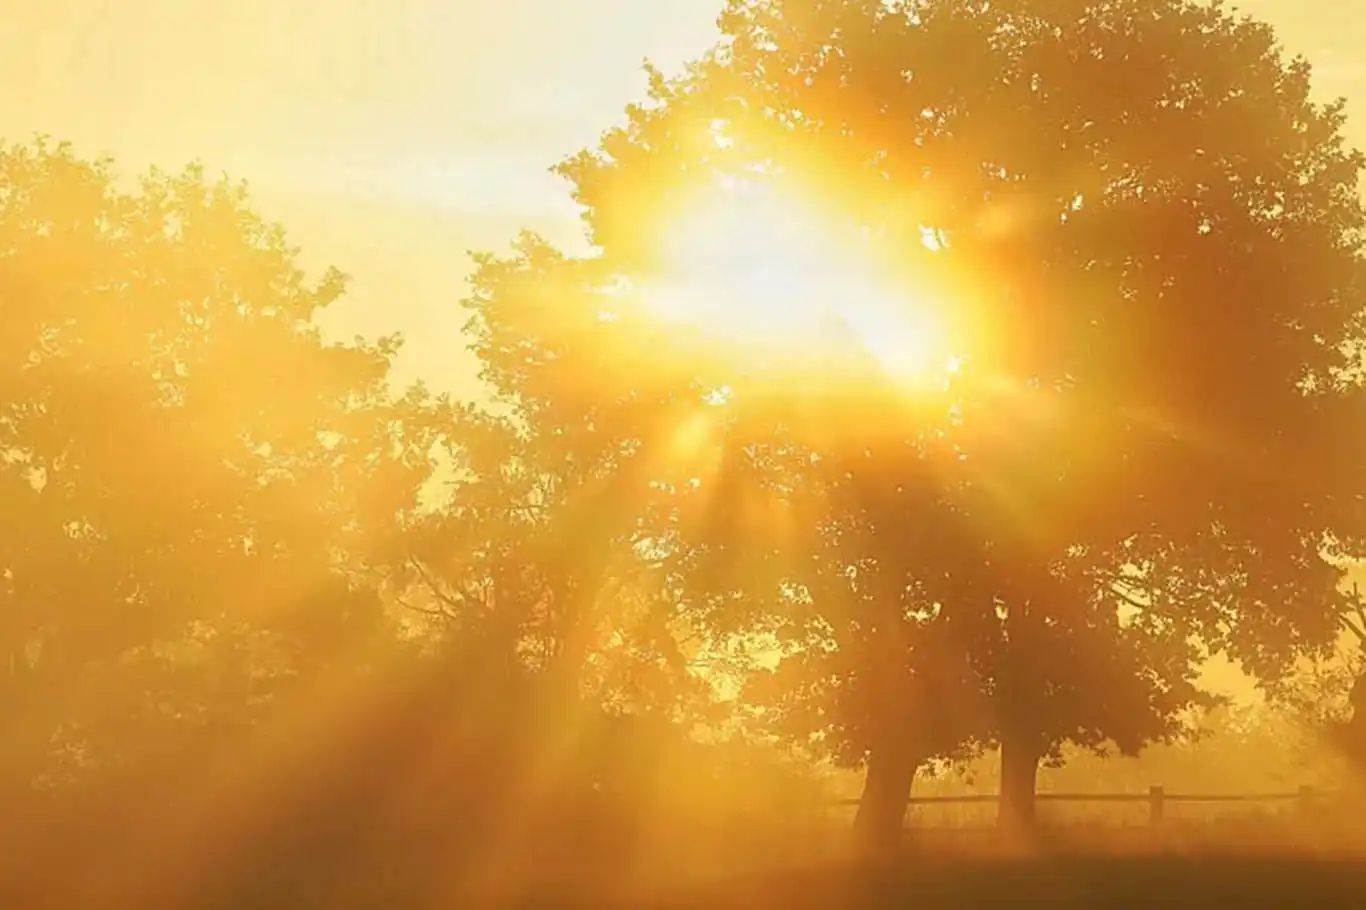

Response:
(206, 847), (1366, 908)
(8, 800), (1366, 908)
(14, 852), (1366, 907)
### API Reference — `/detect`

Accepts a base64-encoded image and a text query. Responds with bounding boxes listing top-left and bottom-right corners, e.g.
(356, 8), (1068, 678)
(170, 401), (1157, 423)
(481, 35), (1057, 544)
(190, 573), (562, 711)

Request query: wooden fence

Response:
(833, 785), (1322, 825)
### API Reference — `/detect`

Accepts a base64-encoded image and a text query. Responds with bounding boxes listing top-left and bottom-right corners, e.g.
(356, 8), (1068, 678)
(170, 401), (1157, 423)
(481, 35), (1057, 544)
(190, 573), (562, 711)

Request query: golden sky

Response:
(1, 0), (1361, 395)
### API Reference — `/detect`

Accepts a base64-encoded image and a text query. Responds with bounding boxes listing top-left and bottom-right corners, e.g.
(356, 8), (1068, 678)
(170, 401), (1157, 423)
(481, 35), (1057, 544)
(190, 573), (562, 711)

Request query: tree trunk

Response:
(853, 743), (919, 856)
(1338, 670), (1366, 769)
(997, 729), (1043, 836)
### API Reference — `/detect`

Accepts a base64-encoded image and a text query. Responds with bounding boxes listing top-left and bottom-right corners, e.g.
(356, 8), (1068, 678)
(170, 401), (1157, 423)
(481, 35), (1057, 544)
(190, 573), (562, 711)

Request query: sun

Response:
(637, 176), (958, 388)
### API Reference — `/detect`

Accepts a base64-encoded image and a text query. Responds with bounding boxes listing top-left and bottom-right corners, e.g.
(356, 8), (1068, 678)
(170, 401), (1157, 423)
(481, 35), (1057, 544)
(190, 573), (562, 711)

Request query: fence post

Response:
(1148, 785), (1164, 825)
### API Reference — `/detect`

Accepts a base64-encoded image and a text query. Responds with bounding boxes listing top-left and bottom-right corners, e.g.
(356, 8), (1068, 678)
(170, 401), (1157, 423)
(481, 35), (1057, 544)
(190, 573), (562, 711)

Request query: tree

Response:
(532, 0), (1366, 843)
(399, 234), (718, 703)
(1293, 579), (1366, 769)
(0, 139), (440, 807)
(373, 234), (744, 853)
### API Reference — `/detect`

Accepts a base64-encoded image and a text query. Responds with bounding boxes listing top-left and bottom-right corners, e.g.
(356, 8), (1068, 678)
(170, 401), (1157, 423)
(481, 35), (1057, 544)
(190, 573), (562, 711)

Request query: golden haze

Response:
(3, 1), (1366, 907)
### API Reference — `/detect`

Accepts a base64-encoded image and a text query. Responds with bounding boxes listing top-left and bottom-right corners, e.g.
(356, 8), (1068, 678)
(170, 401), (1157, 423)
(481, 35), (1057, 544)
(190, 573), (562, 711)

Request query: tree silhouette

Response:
(529, 0), (1366, 844)
(402, 234), (712, 701)
(377, 234), (739, 853)
(0, 140), (439, 820)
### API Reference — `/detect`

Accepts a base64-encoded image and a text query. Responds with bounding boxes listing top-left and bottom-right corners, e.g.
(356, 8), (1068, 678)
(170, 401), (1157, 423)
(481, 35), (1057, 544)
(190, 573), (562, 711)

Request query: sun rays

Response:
(635, 174), (961, 392)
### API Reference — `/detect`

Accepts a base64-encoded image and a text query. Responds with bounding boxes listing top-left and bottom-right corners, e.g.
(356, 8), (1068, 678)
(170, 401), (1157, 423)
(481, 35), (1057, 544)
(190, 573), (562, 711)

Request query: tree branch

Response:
(1108, 582), (1151, 615)
(407, 557), (467, 611)
(393, 594), (457, 621)
(1340, 611), (1366, 643)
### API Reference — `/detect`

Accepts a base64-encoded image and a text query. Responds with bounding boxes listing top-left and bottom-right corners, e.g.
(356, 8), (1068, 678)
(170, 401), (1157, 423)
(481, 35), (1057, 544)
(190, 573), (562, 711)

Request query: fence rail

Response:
(832, 785), (1321, 824)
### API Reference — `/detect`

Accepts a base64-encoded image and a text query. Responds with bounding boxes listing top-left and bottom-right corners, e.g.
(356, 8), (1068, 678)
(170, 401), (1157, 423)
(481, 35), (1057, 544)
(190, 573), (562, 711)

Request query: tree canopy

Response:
(0, 139), (440, 804)
(454, 0), (1366, 843)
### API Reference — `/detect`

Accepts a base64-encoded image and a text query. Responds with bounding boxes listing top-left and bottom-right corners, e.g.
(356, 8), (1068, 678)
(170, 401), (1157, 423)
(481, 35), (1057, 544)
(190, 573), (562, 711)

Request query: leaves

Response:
(440, 0), (1366, 792)
(0, 139), (442, 785)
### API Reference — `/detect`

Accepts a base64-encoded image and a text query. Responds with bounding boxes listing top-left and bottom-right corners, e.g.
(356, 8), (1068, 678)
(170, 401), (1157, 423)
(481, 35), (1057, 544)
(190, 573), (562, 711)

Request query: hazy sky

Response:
(1, 0), (1361, 394)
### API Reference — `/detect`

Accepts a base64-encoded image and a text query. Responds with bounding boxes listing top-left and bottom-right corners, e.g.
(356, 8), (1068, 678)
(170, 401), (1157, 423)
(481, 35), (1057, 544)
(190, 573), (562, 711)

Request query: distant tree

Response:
(373, 235), (741, 849)
(543, 0), (1366, 844)
(0, 139), (439, 802)
(397, 236), (714, 712)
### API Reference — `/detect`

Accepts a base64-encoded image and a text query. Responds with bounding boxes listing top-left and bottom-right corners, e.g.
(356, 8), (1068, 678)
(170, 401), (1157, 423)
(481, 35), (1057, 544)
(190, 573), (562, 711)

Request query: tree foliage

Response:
(468, 0), (1366, 841)
(0, 139), (440, 797)
(5, 0), (1366, 895)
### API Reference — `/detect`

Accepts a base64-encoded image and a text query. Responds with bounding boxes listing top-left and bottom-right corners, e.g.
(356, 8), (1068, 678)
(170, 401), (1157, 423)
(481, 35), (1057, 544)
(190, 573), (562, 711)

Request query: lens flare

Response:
(638, 176), (958, 389)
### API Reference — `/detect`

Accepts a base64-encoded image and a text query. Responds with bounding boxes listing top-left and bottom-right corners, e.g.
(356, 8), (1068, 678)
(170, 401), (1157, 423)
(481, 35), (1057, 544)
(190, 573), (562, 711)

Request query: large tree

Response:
(483, 0), (1366, 844)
